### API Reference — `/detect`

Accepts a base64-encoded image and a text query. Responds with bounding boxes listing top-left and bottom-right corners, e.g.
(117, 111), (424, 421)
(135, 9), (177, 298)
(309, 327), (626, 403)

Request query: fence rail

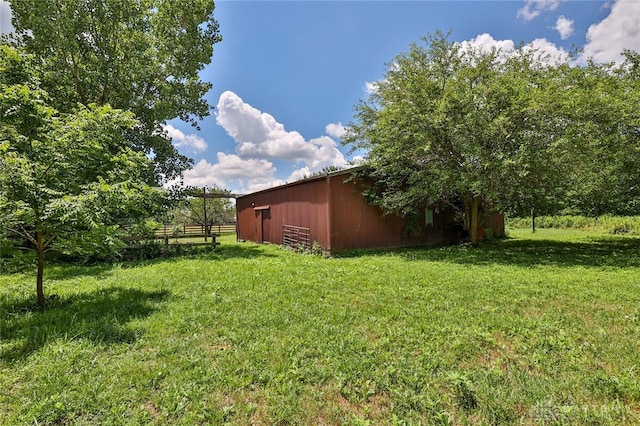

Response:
(120, 223), (236, 248)
(153, 223), (236, 237)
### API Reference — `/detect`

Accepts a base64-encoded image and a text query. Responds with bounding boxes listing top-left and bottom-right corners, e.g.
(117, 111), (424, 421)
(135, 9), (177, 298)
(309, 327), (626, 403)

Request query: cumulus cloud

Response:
(582, 0), (640, 64)
(365, 81), (379, 94)
(286, 167), (312, 182)
(459, 33), (516, 54)
(169, 91), (353, 194)
(522, 38), (570, 64)
(554, 15), (575, 40)
(0, 1), (14, 35)
(215, 91), (347, 171)
(458, 33), (569, 65)
(351, 155), (366, 165)
(517, 0), (562, 21)
(164, 124), (207, 153)
(325, 122), (347, 139)
(177, 154), (278, 193)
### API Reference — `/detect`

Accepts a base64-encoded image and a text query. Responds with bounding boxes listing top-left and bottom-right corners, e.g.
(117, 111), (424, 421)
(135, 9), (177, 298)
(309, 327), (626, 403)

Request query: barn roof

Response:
(235, 166), (364, 199)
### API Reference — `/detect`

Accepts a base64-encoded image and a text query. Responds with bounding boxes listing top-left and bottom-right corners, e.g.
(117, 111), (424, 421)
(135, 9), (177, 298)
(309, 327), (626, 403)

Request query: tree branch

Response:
(7, 225), (37, 246)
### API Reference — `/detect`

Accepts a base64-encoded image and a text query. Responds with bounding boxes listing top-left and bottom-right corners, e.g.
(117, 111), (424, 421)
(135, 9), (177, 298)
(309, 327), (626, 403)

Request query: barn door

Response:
(255, 210), (263, 243)
(253, 205), (270, 243)
(261, 209), (271, 242)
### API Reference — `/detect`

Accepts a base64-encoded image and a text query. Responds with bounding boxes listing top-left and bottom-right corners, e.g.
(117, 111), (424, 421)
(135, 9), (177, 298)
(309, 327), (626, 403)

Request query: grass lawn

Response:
(1, 229), (639, 424)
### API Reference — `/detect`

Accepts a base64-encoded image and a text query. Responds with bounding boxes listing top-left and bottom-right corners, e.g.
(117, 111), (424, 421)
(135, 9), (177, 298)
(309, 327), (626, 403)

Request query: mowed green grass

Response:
(1, 230), (639, 425)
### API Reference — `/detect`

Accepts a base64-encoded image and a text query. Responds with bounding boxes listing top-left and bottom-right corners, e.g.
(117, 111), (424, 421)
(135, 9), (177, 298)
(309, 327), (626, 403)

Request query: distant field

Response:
(1, 230), (639, 424)
(508, 215), (640, 235)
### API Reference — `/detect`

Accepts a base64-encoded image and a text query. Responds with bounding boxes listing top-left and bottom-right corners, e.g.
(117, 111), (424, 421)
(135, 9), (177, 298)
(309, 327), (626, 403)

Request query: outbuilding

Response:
(236, 168), (504, 254)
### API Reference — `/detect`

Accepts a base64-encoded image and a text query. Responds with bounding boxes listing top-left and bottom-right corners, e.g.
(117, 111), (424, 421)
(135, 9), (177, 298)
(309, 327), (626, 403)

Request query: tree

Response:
(1, 46), (165, 308)
(560, 52), (640, 216)
(346, 33), (556, 243)
(6, 0), (222, 182)
(344, 32), (639, 243)
(172, 186), (235, 236)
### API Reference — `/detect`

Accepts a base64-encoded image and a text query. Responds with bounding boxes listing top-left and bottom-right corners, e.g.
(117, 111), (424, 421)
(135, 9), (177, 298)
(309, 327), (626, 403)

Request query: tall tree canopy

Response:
(6, 0), (222, 181)
(1, 46), (166, 307)
(345, 32), (640, 243)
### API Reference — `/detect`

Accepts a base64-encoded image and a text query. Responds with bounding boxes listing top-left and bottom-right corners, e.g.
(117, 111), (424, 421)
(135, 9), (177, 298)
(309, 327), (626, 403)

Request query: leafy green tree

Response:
(347, 33), (557, 243)
(345, 32), (639, 243)
(1, 46), (165, 308)
(560, 52), (640, 216)
(6, 0), (222, 182)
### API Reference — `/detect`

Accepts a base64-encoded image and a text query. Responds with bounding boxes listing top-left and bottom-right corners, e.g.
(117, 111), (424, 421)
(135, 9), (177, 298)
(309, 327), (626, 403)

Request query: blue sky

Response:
(2, 0), (639, 194)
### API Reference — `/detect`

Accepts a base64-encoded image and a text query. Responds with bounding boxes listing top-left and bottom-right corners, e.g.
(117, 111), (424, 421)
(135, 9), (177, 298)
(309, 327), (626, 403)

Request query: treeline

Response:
(507, 215), (640, 235)
(345, 31), (640, 244)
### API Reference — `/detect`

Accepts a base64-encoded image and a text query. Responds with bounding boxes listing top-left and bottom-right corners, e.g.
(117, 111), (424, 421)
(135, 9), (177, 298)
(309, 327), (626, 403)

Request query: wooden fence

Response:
(153, 223), (236, 238)
(121, 223), (236, 247)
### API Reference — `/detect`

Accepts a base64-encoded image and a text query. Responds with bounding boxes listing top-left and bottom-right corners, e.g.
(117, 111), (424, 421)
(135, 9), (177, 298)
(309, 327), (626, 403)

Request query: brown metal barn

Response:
(236, 169), (504, 254)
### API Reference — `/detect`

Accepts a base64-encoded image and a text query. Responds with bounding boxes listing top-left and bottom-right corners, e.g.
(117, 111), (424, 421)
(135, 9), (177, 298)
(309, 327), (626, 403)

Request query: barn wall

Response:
(486, 212), (505, 238)
(236, 171), (505, 253)
(327, 175), (459, 252)
(236, 178), (330, 248)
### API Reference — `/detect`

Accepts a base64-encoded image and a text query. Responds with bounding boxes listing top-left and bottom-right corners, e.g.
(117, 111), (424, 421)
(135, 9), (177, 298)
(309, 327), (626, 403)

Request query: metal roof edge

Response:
(236, 166), (366, 198)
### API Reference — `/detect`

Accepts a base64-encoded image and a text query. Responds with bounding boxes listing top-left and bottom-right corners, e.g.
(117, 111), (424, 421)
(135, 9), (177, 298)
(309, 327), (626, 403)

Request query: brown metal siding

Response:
(486, 212), (505, 238)
(236, 178), (331, 247)
(236, 170), (504, 253)
(327, 175), (456, 252)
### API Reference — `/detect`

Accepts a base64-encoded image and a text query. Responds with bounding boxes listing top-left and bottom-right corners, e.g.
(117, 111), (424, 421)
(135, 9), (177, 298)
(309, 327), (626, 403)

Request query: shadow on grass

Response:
(117, 240), (277, 269)
(43, 263), (118, 281)
(0, 287), (169, 363)
(341, 236), (640, 269)
(17, 240), (275, 275)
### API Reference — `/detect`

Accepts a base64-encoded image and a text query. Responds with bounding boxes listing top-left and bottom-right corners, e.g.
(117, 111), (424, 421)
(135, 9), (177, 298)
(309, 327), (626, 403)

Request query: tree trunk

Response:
(469, 196), (480, 245)
(531, 207), (536, 233)
(36, 231), (45, 309)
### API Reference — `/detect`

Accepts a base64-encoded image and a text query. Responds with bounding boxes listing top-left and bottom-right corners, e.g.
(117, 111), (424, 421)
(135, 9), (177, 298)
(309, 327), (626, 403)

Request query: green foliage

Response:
(554, 51), (640, 216)
(6, 0), (222, 181)
(1, 231), (639, 424)
(297, 165), (346, 180)
(508, 214), (640, 235)
(0, 46), (168, 305)
(345, 31), (640, 242)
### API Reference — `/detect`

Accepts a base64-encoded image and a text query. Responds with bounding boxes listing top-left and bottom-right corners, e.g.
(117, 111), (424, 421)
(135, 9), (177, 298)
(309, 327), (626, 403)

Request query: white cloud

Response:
(554, 15), (575, 40)
(306, 136), (347, 170)
(351, 155), (366, 165)
(325, 122), (347, 139)
(458, 33), (516, 58)
(582, 0), (640, 64)
(365, 81), (379, 94)
(458, 33), (569, 65)
(215, 91), (347, 171)
(0, 1), (14, 35)
(517, 0), (562, 21)
(177, 154), (278, 193)
(286, 167), (312, 182)
(522, 38), (570, 64)
(460, 33), (569, 64)
(164, 124), (208, 153)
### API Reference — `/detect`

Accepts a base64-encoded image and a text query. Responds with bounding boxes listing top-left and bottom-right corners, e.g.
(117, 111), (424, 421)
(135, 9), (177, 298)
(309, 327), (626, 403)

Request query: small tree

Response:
(1, 46), (165, 308)
(172, 186), (235, 236)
